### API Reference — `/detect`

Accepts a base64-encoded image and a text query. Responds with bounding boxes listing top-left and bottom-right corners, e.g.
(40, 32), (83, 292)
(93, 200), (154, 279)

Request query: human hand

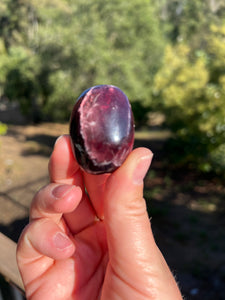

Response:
(17, 135), (182, 300)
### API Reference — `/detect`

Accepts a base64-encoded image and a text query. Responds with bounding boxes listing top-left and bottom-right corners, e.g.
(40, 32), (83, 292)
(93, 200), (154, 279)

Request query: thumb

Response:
(104, 147), (182, 299)
(104, 147), (155, 270)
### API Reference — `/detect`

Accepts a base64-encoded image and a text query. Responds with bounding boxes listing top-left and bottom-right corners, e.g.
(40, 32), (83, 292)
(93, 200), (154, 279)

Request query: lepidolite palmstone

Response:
(69, 85), (134, 174)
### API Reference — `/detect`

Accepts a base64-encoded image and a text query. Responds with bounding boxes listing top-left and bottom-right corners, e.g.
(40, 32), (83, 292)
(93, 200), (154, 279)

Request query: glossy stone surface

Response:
(69, 85), (134, 174)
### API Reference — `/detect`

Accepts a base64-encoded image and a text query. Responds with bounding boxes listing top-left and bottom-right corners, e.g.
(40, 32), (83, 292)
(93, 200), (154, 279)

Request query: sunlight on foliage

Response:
(0, 122), (8, 136)
(153, 22), (225, 174)
(0, 0), (164, 122)
(0, 0), (225, 175)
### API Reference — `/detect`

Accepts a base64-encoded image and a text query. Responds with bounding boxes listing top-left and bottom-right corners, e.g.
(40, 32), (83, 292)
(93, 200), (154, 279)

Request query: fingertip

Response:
(126, 147), (153, 171)
(26, 219), (75, 260)
(131, 148), (153, 185)
(132, 146), (153, 158)
(106, 147), (153, 190)
(53, 134), (66, 149)
(53, 232), (75, 253)
(30, 183), (82, 221)
(104, 146), (153, 225)
(49, 135), (80, 184)
(51, 184), (83, 214)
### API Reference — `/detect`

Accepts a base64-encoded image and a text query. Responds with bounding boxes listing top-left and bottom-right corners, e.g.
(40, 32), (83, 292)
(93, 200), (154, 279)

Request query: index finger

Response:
(48, 135), (82, 186)
(48, 135), (97, 233)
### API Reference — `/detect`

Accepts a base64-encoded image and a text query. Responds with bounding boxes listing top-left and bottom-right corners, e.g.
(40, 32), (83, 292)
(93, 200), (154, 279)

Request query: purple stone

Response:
(69, 85), (134, 174)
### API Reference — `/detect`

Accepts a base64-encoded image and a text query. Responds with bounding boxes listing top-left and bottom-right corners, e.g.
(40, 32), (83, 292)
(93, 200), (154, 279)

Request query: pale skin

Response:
(16, 135), (183, 300)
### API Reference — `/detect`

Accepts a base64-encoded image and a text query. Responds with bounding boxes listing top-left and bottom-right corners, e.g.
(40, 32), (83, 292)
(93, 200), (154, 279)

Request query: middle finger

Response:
(30, 183), (82, 224)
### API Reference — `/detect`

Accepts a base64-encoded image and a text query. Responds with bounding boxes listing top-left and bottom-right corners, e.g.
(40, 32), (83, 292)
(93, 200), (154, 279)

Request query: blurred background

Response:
(0, 0), (225, 299)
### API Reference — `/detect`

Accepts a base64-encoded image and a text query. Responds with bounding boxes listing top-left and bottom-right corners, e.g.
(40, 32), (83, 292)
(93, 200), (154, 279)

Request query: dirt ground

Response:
(0, 123), (225, 300)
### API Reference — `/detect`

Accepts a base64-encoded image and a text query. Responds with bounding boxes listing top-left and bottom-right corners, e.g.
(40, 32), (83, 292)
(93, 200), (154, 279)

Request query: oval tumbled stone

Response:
(69, 85), (134, 174)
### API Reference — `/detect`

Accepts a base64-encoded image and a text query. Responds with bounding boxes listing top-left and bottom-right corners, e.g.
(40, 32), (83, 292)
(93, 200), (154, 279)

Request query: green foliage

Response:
(158, 0), (225, 43)
(153, 23), (225, 174)
(1, 0), (225, 176)
(0, 122), (8, 135)
(0, 0), (165, 122)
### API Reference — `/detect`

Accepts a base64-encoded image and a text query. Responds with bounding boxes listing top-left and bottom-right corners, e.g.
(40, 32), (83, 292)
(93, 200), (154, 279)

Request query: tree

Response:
(1, 0), (165, 122)
(157, 0), (225, 43)
(0, 0), (31, 51)
(153, 22), (225, 174)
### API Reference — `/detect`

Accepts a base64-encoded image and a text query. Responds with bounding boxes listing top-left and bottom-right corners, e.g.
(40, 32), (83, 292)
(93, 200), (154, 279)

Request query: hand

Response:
(17, 135), (182, 300)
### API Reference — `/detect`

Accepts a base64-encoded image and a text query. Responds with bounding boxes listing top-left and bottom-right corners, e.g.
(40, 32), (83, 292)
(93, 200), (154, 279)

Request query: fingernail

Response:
(54, 135), (64, 148)
(52, 184), (73, 199)
(53, 232), (72, 250)
(132, 155), (152, 185)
